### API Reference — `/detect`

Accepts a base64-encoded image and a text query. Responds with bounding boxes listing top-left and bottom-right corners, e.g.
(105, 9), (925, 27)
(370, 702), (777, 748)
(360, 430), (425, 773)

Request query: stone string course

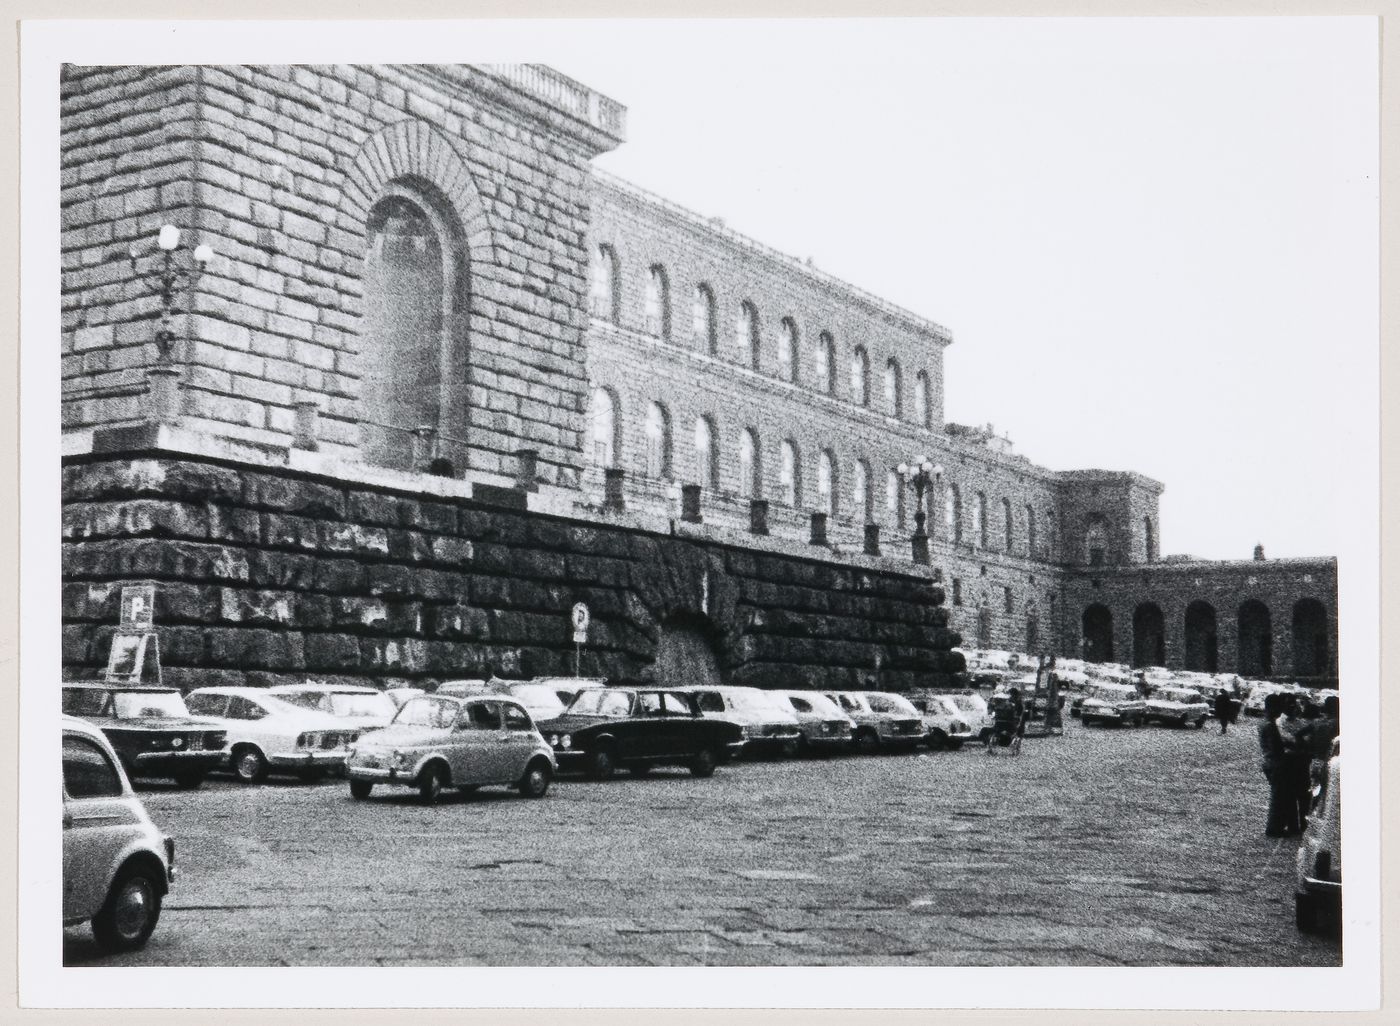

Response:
(61, 456), (964, 692)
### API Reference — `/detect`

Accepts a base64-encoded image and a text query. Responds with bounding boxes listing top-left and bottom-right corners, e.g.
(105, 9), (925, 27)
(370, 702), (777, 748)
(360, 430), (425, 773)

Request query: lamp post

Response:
(128, 224), (213, 423)
(897, 455), (943, 565)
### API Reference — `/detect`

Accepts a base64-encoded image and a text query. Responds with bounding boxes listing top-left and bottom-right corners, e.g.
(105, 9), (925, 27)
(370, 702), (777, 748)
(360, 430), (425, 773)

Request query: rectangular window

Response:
(952, 578), (962, 606)
(1004, 586), (1013, 614)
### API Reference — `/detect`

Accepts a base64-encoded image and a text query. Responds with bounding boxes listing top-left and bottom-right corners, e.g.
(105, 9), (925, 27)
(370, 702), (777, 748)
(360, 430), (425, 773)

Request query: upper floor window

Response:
(884, 358), (902, 418)
(850, 346), (869, 406)
(915, 371), (931, 428)
(1002, 497), (1013, 551)
(947, 484), (962, 543)
(1026, 505), (1037, 556)
(853, 459), (872, 523)
(1046, 510), (1056, 560)
(694, 415), (717, 489)
(816, 449), (836, 517)
(589, 386), (619, 467)
(780, 439), (801, 506)
(887, 470), (906, 529)
(644, 401), (672, 478)
(692, 283), (717, 353)
(815, 332), (836, 395)
(736, 300), (760, 369)
(975, 492), (988, 548)
(1144, 516), (1156, 563)
(777, 318), (798, 383)
(1086, 517), (1108, 567)
(591, 245), (619, 324)
(738, 428), (760, 499)
(645, 265), (670, 339)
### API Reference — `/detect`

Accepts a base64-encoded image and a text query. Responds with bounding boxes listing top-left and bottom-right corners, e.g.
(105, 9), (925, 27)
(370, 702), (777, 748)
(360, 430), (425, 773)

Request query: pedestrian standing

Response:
(1214, 689), (1233, 734)
(1280, 694), (1314, 831)
(1300, 695), (1340, 790)
(1258, 693), (1299, 837)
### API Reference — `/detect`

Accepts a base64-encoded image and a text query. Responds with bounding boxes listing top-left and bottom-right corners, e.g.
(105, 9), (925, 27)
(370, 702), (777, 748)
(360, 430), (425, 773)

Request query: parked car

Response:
(1295, 746), (1341, 934)
(63, 716), (175, 952)
(536, 687), (741, 779)
(485, 678), (569, 722)
(1144, 685), (1211, 729)
(905, 691), (975, 750)
(1078, 682), (1148, 727)
(824, 691), (925, 753)
(772, 690), (855, 756)
(346, 694), (555, 803)
(384, 687), (427, 710)
(676, 685), (803, 758)
(268, 683), (397, 730)
(185, 686), (361, 783)
(435, 679), (491, 698)
(61, 682), (227, 789)
(943, 690), (994, 741)
(531, 676), (607, 707)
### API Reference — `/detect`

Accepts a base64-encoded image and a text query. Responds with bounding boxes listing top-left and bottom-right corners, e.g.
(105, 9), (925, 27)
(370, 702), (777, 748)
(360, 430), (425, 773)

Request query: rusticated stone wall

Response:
(61, 454), (963, 693)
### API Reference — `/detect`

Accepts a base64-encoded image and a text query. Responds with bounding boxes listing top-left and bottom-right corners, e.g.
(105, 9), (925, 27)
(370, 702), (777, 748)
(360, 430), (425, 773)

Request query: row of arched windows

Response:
(590, 245), (935, 428)
(940, 485), (1054, 560)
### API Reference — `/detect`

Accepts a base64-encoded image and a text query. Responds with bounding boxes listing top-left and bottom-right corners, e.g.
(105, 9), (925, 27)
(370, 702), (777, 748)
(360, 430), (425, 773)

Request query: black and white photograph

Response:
(15, 12), (1382, 1013)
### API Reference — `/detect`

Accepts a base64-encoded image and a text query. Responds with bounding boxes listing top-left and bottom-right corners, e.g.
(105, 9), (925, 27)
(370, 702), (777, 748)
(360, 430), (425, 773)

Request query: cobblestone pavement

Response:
(63, 715), (1342, 967)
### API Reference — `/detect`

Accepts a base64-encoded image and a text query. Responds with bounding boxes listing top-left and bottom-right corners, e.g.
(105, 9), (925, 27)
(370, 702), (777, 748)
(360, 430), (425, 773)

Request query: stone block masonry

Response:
(61, 454), (964, 693)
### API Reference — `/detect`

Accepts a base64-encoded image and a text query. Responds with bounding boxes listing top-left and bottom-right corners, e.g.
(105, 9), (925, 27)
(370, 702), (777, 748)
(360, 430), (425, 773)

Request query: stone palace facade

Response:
(58, 63), (1339, 691)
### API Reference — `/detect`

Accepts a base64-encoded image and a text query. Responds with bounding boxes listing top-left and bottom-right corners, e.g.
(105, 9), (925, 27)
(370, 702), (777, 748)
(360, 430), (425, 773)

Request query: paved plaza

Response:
(63, 716), (1340, 967)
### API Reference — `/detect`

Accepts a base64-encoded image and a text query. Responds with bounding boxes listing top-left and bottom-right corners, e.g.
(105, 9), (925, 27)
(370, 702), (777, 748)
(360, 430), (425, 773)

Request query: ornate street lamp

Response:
(897, 455), (943, 565)
(128, 224), (213, 423)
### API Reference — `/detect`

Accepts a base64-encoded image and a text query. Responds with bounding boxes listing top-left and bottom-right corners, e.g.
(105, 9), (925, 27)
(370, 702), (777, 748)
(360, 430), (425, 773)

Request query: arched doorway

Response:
(1237, 600), (1273, 677)
(650, 615), (723, 689)
(1132, 603), (1165, 668)
(1291, 599), (1330, 677)
(1184, 601), (1218, 672)
(1082, 604), (1114, 663)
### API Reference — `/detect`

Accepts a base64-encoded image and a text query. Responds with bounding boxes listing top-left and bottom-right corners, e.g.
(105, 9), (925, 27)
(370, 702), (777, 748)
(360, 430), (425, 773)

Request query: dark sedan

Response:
(535, 687), (742, 780)
(61, 683), (227, 789)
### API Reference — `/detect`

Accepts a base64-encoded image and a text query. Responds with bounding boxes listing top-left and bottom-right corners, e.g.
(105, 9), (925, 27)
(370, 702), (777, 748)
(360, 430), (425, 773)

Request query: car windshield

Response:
(505, 684), (565, 716)
(111, 691), (189, 718)
(830, 693), (864, 713)
(566, 690), (635, 717)
(329, 693), (395, 718)
(728, 689), (774, 712)
(792, 692), (843, 717)
(393, 697), (461, 729)
(865, 693), (917, 716)
(949, 694), (987, 716)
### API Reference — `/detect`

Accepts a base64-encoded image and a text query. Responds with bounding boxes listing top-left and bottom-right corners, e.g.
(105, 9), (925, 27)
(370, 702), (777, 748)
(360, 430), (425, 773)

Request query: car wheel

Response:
(231, 745), (268, 785)
(589, 748), (616, 781)
(349, 779), (373, 800)
(854, 728), (880, 755)
(926, 729), (948, 752)
(689, 747), (718, 778)
(172, 770), (205, 790)
(1081, 716), (1094, 728)
(518, 760), (552, 798)
(417, 763), (448, 804)
(628, 762), (652, 778)
(91, 863), (163, 953)
(1193, 718), (1206, 730)
(947, 738), (965, 751)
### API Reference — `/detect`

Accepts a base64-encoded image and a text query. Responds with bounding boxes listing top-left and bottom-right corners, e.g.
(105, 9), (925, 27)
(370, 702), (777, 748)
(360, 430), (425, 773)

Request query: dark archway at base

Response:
(650, 614), (724, 689)
(1184, 601), (1218, 672)
(1291, 599), (1330, 677)
(1132, 603), (1165, 668)
(1082, 603), (1114, 664)
(1238, 600), (1273, 677)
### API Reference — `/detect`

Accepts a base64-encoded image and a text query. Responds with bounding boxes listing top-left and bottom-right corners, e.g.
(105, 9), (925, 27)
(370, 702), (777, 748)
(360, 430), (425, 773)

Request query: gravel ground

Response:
(63, 714), (1341, 966)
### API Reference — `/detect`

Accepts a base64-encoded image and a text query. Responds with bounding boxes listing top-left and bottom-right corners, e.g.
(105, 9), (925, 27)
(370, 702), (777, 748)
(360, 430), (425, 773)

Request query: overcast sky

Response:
(551, 18), (1377, 561)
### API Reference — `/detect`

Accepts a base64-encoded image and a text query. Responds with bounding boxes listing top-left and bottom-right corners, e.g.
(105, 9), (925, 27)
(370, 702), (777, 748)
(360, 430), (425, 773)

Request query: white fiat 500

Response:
(346, 694), (556, 803)
(63, 716), (175, 952)
(185, 686), (362, 783)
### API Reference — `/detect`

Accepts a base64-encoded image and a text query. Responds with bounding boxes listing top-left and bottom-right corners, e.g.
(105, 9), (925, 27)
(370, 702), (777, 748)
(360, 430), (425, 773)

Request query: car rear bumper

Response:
(129, 751), (226, 774)
(268, 750), (350, 769)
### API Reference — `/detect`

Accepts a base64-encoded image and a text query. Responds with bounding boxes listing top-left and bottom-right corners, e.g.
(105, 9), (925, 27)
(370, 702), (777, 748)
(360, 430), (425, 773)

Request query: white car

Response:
(185, 687), (362, 783)
(906, 691), (976, 750)
(1295, 745), (1341, 934)
(674, 685), (803, 757)
(268, 683), (397, 730)
(823, 691), (926, 753)
(1144, 685), (1211, 729)
(63, 716), (174, 952)
(486, 679), (569, 722)
(772, 690), (856, 755)
(1078, 682), (1147, 727)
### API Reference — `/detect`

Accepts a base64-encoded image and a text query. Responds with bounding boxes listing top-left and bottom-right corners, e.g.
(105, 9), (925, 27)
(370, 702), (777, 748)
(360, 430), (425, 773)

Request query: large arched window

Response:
(973, 491), (988, 548)
(815, 332), (836, 395)
(692, 284), (717, 353)
(884, 358), (902, 418)
(850, 346), (869, 406)
(853, 459), (872, 523)
(887, 470), (905, 529)
(914, 371), (931, 429)
(738, 428), (760, 499)
(589, 387), (619, 468)
(780, 440), (801, 506)
(816, 449), (836, 517)
(1002, 497), (1013, 551)
(777, 318), (799, 383)
(590, 244), (619, 324)
(645, 265), (670, 339)
(737, 301), (760, 369)
(694, 415), (717, 489)
(946, 484), (961, 543)
(644, 401), (672, 479)
(360, 190), (465, 471)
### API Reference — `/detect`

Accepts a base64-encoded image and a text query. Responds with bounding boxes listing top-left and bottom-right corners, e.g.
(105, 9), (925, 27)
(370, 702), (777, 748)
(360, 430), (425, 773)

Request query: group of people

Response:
(1257, 692), (1340, 838)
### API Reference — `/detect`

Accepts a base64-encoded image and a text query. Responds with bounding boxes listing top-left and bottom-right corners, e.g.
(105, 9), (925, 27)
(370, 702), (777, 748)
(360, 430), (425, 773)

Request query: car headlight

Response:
(298, 731), (323, 749)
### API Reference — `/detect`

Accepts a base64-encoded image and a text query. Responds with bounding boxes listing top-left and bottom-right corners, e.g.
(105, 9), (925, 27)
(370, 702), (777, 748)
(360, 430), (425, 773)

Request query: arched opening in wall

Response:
(1237, 600), (1274, 678)
(1082, 603), (1114, 663)
(588, 387), (619, 468)
(1291, 599), (1330, 677)
(1183, 600), (1218, 672)
(1132, 603), (1166, 668)
(359, 189), (467, 470)
(738, 428), (760, 499)
(977, 602), (993, 648)
(644, 401), (672, 479)
(649, 615), (723, 690)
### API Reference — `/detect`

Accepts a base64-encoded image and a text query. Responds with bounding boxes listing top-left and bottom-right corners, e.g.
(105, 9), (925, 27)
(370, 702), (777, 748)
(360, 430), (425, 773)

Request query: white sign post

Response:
(570, 602), (590, 676)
